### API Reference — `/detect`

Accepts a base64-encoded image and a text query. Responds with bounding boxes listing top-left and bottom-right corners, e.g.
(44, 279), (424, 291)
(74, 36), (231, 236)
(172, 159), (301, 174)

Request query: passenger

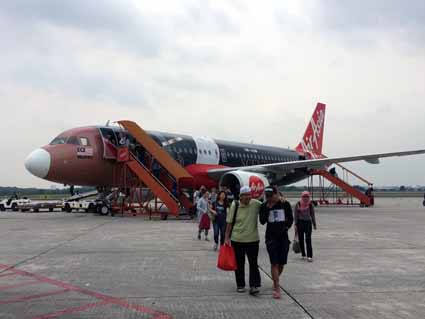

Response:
(193, 186), (206, 207)
(260, 186), (293, 299)
(225, 187), (235, 204)
(210, 187), (218, 205)
(197, 191), (211, 240)
(225, 186), (262, 295)
(210, 191), (228, 251)
(294, 191), (317, 262)
(152, 160), (161, 179)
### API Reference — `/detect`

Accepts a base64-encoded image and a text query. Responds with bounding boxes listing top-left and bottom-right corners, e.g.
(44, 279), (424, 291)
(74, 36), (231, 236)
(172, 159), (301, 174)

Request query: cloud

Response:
(0, 0), (162, 56)
(0, 1), (424, 187)
(314, 0), (425, 46)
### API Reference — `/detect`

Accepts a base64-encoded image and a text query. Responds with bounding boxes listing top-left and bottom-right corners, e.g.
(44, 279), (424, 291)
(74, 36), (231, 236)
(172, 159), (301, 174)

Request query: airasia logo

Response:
(299, 105), (325, 158)
(249, 176), (265, 198)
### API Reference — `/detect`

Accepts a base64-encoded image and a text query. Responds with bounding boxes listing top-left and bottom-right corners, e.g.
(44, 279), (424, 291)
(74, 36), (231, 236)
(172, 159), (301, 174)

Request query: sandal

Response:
(272, 289), (281, 299)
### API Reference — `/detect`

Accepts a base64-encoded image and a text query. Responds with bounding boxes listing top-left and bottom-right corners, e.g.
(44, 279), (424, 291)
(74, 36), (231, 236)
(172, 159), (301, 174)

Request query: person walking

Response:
(260, 186), (293, 299)
(225, 186), (262, 295)
(210, 191), (228, 251)
(210, 188), (218, 206)
(294, 191), (317, 262)
(197, 191), (211, 240)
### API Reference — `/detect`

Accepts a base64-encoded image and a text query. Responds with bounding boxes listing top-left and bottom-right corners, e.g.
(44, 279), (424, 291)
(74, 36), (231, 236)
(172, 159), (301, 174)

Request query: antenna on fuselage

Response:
(105, 120), (110, 126)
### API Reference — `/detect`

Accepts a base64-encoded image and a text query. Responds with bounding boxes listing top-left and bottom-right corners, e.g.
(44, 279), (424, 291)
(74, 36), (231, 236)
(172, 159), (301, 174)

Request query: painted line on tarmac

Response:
(0, 280), (40, 291)
(0, 272), (18, 278)
(0, 289), (70, 305)
(258, 265), (315, 319)
(0, 264), (172, 319)
(0, 219), (115, 276)
(31, 300), (110, 319)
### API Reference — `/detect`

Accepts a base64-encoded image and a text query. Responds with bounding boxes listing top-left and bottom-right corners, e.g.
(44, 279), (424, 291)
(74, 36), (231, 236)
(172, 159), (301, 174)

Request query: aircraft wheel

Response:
(160, 213), (168, 220)
(49, 208), (53, 212)
(0, 205), (5, 211)
(12, 203), (18, 212)
(33, 208), (39, 213)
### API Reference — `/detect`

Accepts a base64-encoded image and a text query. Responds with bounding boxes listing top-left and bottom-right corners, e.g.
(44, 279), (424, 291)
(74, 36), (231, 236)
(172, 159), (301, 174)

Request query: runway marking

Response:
(31, 301), (109, 319)
(0, 280), (40, 291)
(0, 289), (69, 305)
(0, 272), (18, 278)
(0, 264), (172, 319)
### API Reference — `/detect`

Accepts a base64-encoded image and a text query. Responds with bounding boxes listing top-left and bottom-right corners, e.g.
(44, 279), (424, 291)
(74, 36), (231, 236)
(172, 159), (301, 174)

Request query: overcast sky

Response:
(1, 0), (424, 188)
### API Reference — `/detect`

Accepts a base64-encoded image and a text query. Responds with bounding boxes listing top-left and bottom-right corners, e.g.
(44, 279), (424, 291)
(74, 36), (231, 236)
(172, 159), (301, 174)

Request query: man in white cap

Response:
(224, 186), (262, 295)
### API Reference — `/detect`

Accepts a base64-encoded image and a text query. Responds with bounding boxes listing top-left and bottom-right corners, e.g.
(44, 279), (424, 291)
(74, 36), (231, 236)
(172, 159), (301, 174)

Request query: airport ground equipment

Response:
(0, 197), (31, 211)
(62, 200), (97, 213)
(19, 201), (62, 212)
(66, 190), (98, 202)
(110, 120), (194, 218)
(308, 163), (373, 206)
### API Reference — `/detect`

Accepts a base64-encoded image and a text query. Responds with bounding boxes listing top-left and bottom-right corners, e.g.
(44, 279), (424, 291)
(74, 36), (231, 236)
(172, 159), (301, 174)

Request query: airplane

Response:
(25, 103), (425, 199)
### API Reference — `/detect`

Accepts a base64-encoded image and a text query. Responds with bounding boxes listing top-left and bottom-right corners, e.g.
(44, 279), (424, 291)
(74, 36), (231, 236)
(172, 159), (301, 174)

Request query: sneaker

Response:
(213, 244), (218, 251)
(307, 257), (313, 262)
(301, 256), (307, 260)
(237, 287), (246, 293)
(272, 289), (281, 299)
(249, 287), (260, 296)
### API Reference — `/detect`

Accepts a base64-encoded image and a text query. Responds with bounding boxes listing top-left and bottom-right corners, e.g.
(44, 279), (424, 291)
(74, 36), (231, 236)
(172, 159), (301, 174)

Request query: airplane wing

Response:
(207, 149), (425, 180)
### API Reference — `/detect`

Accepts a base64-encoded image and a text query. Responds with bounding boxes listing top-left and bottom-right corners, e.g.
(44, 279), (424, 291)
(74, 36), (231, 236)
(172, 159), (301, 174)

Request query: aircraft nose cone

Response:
(25, 148), (51, 179)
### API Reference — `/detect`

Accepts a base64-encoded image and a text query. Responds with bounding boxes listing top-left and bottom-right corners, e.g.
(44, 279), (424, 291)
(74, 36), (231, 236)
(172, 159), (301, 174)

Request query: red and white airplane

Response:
(25, 103), (425, 195)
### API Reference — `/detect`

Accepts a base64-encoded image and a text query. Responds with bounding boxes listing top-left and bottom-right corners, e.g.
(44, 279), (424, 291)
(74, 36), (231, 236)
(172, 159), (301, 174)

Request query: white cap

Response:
(239, 186), (252, 195)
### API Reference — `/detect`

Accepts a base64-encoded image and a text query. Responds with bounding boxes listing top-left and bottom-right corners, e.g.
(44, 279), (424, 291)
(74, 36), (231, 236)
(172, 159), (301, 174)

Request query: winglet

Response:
(296, 103), (326, 158)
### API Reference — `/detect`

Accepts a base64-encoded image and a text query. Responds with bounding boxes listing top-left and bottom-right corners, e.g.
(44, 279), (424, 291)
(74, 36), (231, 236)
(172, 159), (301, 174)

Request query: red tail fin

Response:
(296, 103), (326, 158)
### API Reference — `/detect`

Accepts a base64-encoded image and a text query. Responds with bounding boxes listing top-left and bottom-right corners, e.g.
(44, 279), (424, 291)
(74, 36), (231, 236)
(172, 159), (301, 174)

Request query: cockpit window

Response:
(67, 136), (80, 145)
(50, 136), (68, 145)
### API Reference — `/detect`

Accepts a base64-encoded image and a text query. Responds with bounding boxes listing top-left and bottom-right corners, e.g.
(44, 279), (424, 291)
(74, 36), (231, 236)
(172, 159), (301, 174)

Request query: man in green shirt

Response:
(225, 186), (262, 295)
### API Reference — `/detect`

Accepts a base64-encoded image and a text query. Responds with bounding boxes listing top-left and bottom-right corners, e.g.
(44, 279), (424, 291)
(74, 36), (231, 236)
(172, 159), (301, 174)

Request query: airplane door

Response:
(193, 137), (219, 165)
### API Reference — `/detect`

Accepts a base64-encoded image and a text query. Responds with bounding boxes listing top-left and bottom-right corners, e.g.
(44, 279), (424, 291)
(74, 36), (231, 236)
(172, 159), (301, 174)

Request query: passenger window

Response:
(208, 150), (211, 155)
(79, 137), (90, 146)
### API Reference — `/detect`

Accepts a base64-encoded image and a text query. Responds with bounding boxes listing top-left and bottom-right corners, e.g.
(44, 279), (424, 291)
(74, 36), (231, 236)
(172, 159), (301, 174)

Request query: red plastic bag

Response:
(217, 244), (237, 271)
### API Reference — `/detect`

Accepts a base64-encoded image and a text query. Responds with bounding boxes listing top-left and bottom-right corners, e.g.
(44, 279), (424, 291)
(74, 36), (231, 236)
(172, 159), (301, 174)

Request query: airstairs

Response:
(309, 163), (373, 207)
(116, 120), (194, 216)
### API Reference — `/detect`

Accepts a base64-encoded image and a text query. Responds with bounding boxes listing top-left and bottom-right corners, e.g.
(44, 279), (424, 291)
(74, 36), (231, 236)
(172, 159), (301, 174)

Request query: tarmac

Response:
(0, 197), (424, 318)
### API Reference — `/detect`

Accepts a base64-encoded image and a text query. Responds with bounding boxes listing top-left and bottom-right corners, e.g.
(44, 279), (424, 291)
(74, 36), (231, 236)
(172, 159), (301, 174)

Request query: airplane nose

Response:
(25, 148), (51, 179)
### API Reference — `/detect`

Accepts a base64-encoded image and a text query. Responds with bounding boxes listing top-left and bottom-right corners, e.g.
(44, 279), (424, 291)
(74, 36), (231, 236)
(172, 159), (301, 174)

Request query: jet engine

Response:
(219, 171), (269, 199)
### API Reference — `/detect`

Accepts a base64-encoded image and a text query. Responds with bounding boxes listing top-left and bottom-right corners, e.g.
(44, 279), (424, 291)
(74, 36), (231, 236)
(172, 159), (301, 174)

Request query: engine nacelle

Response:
(219, 171), (270, 199)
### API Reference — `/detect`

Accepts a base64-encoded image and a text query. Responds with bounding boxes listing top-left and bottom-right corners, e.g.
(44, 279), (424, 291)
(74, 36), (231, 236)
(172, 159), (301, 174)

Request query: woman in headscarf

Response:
(294, 191), (317, 262)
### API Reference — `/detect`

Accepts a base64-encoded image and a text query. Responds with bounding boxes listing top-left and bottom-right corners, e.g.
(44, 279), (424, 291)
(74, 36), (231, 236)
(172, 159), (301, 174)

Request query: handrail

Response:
(334, 163), (372, 185)
(118, 120), (193, 182)
(129, 153), (179, 203)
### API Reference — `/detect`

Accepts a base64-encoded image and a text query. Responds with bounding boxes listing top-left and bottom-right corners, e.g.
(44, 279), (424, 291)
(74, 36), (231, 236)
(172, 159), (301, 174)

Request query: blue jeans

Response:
(213, 219), (226, 245)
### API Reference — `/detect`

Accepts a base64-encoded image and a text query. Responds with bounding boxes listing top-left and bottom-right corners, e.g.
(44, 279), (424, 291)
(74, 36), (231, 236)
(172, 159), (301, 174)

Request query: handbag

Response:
(292, 234), (301, 254)
(217, 201), (239, 271)
(208, 203), (216, 222)
(217, 244), (237, 271)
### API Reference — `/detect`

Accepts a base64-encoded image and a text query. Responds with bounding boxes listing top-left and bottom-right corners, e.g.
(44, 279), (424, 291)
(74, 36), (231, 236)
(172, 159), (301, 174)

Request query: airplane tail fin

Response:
(295, 102), (326, 158)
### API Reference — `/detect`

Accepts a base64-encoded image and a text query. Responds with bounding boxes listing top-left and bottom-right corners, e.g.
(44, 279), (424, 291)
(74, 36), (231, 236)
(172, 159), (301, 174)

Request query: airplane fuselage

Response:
(25, 125), (307, 189)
